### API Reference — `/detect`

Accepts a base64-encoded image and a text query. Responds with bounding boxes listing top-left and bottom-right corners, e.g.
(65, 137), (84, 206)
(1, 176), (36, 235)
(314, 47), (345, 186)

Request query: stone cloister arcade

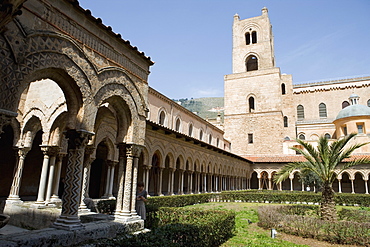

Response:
(248, 165), (370, 194)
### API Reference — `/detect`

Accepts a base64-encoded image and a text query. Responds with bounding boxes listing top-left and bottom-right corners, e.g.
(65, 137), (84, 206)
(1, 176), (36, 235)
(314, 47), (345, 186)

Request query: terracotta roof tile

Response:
(242, 154), (370, 163)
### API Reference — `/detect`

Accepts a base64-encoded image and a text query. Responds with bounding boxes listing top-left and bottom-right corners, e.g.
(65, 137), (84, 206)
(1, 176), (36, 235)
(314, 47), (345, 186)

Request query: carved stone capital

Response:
(64, 129), (94, 150)
(126, 144), (142, 158)
(40, 145), (60, 156)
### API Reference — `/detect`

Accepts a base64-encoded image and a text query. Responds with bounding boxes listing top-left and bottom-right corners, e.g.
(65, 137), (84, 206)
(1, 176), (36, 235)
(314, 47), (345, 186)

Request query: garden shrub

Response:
(96, 199), (116, 214)
(258, 205), (370, 246)
(145, 207), (235, 246)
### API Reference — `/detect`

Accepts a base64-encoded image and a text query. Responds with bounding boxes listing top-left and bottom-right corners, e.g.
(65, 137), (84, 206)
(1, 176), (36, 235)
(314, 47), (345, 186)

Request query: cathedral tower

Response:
(224, 8), (295, 156)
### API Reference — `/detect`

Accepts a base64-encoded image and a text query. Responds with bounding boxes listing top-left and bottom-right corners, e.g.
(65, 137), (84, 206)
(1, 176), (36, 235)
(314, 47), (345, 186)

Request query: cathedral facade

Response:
(224, 8), (370, 193)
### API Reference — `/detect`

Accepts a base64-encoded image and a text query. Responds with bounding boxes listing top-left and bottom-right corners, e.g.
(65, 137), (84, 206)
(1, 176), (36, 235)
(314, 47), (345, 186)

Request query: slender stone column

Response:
(34, 146), (52, 205)
(108, 161), (117, 199)
(290, 178), (294, 191)
(157, 167), (163, 196)
(364, 179), (369, 194)
(338, 179), (342, 193)
(45, 147), (60, 205)
(79, 146), (95, 211)
(170, 168), (175, 195)
(103, 161), (111, 198)
(144, 166), (150, 193)
(119, 144), (140, 220)
(114, 143), (126, 217)
(51, 153), (66, 202)
(6, 147), (30, 203)
(350, 179), (355, 194)
(131, 154), (140, 218)
(53, 129), (93, 231)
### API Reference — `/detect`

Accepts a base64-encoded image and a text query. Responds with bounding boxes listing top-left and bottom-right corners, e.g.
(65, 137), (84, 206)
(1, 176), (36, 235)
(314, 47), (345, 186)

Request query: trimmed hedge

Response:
(144, 207), (235, 246)
(218, 190), (370, 206)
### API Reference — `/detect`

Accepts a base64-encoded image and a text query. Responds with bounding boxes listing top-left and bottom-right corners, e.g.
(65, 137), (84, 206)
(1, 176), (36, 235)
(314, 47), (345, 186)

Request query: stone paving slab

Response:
(0, 219), (144, 246)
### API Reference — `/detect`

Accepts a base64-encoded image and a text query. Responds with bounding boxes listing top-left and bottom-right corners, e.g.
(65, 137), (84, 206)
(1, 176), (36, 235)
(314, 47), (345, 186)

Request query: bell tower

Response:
(224, 8), (295, 156)
(232, 7), (275, 73)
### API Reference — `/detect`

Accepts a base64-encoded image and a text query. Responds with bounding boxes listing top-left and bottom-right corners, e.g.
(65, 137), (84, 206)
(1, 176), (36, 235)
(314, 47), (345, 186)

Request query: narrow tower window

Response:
(199, 130), (203, 140)
(281, 83), (286, 95)
(251, 31), (257, 43)
(249, 96), (255, 112)
(297, 105), (304, 120)
(319, 103), (327, 118)
(283, 116), (288, 127)
(246, 55), (258, 71)
(248, 133), (253, 143)
(245, 32), (251, 45)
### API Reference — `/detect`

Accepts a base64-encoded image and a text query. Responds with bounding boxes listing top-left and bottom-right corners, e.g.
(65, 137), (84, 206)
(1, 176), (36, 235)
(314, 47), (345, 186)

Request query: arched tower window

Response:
(342, 101), (350, 109)
(188, 123), (193, 137)
(159, 111), (166, 125)
(208, 134), (212, 145)
(319, 103), (327, 118)
(367, 99), (370, 107)
(199, 130), (203, 141)
(324, 133), (331, 139)
(283, 116), (288, 127)
(281, 83), (286, 95)
(245, 32), (251, 45)
(248, 96), (255, 112)
(246, 55), (258, 71)
(175, 118), (181, 132)
(251, 31), (257, 44)
(297, 105), (304, 120)
(298, 134), (305, 140)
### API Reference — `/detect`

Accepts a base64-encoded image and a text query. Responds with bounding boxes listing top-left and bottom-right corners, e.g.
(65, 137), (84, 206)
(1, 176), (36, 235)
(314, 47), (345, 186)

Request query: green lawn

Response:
(186, 202), (308, 247)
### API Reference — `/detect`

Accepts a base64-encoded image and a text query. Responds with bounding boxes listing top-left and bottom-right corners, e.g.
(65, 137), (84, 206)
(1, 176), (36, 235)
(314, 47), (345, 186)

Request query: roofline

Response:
(69, 0), (154, 66)
(146, 120), (249, 163)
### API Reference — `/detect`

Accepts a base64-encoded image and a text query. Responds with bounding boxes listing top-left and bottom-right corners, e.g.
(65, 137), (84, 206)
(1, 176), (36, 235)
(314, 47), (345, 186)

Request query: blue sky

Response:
(78, 1), (370, 99)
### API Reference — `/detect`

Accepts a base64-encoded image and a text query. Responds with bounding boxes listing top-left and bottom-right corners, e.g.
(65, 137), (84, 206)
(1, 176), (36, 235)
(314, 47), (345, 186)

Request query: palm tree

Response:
(275, 133), (370, 221)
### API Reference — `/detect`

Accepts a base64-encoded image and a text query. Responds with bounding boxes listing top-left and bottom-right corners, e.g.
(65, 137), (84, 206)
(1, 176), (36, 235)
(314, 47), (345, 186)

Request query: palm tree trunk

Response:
(320, 184), (337, 221)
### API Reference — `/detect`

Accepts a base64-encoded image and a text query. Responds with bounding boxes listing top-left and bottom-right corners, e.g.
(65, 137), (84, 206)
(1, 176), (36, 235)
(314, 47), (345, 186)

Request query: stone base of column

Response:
(5, 195), (23, 205)
(31, 201), (47, 209)
(113, 210), (137, 222)
(78, 204), (90, 212)
(53, 215), (85, 231)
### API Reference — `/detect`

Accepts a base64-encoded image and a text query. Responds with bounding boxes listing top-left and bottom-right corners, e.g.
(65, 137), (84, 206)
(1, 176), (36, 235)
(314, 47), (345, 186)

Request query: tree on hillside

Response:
(274, 133), (370, 221)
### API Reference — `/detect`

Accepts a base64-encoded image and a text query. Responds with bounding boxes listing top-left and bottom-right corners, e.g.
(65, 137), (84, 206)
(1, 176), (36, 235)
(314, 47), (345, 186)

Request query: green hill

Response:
(173, 97), (224, 121)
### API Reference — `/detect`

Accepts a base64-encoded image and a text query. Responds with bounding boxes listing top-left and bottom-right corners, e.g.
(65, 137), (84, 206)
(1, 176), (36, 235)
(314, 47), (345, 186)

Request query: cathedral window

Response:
(209, 134), (212, 144)
(342, 101), (350, 109)
(357, 123), (364, 134)
(248, 133), (253, 143)
(252, 31), (257, 43)
(216, 138), (220, 147)
(281, 83), (286, 95)
(245, 32), (251, 45)
(319, 103), (327, 118)
(324, 133), (331, 139)
(367, 99), (370, 107)
(199, 130), (203, 141)
(248, 96), (255, 112)
(175, 118), (181, 132)
(188, 123), (193, 137)
(283, 116), (288, 127)
(298, 134), (305, 140)
(246, 55), (258, 71)
(297, 105), (304, 120)
(159, 111), (166, 126)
